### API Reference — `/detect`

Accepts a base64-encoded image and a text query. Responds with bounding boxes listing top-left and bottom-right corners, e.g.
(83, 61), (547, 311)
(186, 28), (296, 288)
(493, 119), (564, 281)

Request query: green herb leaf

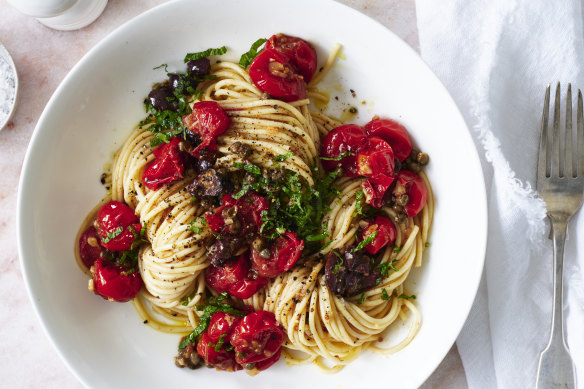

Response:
(381, 289), (391, 301)
(357, 293), (365, 304)
(239, 38), (267, 68)
(399, 293), (417, 300)
(233, 162), (262, 175)
(319, 151), (354, 161)
(333, 250), (344, 274)
(355, 190), (364, 216)
(178, 292), (244, 350)
(184, 46), (227, 63)
(102, 227), (123, 244)
(273, 152), (294, 162)
(393, 246), (402, 254)
(376, 258), (399, 277)
(351, 231), (378, 253)
(213, 333), (228, 352)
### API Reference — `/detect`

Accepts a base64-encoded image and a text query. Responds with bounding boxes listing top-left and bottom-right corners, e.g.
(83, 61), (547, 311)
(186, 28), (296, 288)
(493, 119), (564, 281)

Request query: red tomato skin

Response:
(364, 118), (412, 162)
(361, 175), (395, 209)
(248, 48), (306, 102)
(230, 311), (284, 365)
(78, 226), (103, 268)
(266, 34), (317, 82)
(254, 347), (281, 371)
(205, 254), (268, 299)
(182, 101), (231, 158)
(196, 333), (241, 371)
(250, 232), (304, 278)
(95, 201), (141, 251)
(320, 124), (368, 176)
(361, 215), (397, 255)
(356, 137), (395, 178)
(206, 192), (269, 235)
(397, 170), (428, 217)
(207, 312), (242, 343)
(92, 257), (142, 302)
(142, 137), (185, 190)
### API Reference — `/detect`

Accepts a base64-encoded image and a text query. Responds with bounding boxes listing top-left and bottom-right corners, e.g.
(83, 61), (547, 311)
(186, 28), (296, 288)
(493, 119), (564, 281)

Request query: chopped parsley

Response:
(318, 151), (354, 161)
(178, 293), (244, 350)
(376, 258), (399, 277)
(399, 293), (417, 300)
(184, 46), (227, 62)
(179, 292), (196, 306)
(189, 217), (206, 234)
(357, 293), (365, 304)
(333, 250), (344, 273)
(381, 289), (392, 301)
(351, 231), (378, 252)
(230, 161), (341, 246)
(273, 152), (294, 162)
(354, 190), (364, 216)
(102, 227), (123, 244)
(393, 246), (402, 254)
(239, 38), (267, 68)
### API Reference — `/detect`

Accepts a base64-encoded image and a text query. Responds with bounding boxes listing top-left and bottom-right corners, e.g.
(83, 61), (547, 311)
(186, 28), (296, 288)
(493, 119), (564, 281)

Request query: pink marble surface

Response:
(0, 0), (466, 387)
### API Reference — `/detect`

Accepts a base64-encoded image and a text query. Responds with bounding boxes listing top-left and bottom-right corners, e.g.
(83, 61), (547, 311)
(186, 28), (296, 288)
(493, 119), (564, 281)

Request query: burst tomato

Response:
(250, 232), (304, 278)
(248, 48), (306, 102)
(396, 170), (428, 217)
(92, 257), (142, 302)
(266, 34), (317, 82)
(207, 312), (242, 343)
(356, 137), (395, 178)
(142, 137), (185, 190)
(229, 311), (284, 366)
(182, 101), (231, 158)
(196, 333), (241, 371)
(205, 192), (269, 235)
(205, 254), (268, 299)
(95, 201), (141, 251)
(361, 174), (395, 209)
(78, 226), (103, 268)
(364, 118), (412, 161)
(320, 124), (368, 176)
(361, 215), (397, 255)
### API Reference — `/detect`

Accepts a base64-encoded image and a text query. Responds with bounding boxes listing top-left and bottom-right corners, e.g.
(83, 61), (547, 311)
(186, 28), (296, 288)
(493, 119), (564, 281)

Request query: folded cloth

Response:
(415, 0), (584, 387)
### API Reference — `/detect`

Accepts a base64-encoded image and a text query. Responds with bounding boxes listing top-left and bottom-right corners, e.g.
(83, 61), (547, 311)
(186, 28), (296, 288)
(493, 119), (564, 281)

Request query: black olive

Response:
(168, 73), (199, 94)
(187, 58), (211, 78)
(185, 130), (202, 148)
(148, 87), (176, 111)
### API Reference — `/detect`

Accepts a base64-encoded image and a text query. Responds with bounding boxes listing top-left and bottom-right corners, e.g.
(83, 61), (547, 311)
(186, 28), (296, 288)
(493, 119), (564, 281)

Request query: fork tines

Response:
(538, 83), (584, 179)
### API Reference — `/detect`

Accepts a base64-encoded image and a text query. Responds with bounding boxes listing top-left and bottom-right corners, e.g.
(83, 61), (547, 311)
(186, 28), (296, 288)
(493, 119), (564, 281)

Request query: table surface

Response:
(0, 0), (467, 387)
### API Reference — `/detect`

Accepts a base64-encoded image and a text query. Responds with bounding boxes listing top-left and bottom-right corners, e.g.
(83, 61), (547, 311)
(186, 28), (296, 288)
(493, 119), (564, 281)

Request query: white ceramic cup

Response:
(7, 0), (108, 31)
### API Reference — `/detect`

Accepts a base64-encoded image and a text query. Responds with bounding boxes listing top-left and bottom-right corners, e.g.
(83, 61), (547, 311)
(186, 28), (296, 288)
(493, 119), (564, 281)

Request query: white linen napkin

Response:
(414, 0), (584, 387)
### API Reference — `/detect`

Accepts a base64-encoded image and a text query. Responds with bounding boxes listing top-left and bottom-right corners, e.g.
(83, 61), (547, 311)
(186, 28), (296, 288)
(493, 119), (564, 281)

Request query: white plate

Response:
(17, 0), (487, 388)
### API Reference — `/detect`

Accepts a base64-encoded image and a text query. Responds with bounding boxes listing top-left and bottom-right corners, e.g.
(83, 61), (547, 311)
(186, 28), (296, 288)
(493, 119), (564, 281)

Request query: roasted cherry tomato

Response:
(356, 137), (395, 178)
(230, 311), (284, 366)
(265, 34), (317, 82)
(205, 254), (268, 299)
(142, 137), (185, 190)
(182, 101), (231, 158)
(362, 174), (395, 209)
(396, 170), (428, 217)
(196, 332), (241, 371)
(95, 201), (141, 251)
(91, 257), (142, 302)
(205, 192), (269, 235)
(361, 215), (397, 255)
(250, 232), (304, 278)
(320, 124), (368, 176)
(248, 48), (306, 102)
(364, 118), (412, 162)
(254, 347), (281, 371)
(78, 226), (103, 268)
(207, 312), (242, 343)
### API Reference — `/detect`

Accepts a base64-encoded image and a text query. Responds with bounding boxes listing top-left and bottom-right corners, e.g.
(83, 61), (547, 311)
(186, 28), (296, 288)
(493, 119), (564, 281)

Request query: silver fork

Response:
(535, 82), (583, 388)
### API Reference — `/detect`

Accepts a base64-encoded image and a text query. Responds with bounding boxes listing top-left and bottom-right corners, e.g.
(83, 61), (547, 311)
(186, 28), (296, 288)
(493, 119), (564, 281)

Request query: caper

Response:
(260, 248), (272, 258)
(416, 152), (429, 165)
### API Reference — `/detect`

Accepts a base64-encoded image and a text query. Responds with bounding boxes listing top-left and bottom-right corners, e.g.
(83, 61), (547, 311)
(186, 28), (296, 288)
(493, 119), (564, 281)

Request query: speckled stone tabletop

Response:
(0, 0), (467, 387)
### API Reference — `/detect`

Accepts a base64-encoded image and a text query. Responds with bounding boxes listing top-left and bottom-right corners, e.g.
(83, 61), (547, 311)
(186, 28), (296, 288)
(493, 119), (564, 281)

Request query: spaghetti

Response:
(76, 34), (433, 373)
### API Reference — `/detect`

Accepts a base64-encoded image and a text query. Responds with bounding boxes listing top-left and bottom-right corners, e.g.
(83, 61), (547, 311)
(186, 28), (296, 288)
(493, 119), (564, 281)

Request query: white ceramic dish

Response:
(17, 0), (487, 388)
(0, 42), (18, 131)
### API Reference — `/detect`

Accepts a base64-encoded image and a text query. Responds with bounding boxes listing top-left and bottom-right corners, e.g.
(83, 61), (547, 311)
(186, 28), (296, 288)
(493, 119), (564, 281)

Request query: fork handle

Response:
(536, 218), (576, 389)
